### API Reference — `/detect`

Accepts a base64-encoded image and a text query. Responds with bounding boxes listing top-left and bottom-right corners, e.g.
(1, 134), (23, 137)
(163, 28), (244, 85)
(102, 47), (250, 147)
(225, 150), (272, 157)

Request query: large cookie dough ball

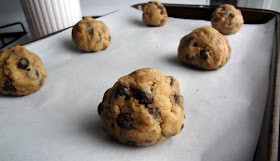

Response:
(178, 27), (231, 70)
(142, 1), (168, 27)
(72, 17), (111, 52)
(98, 68), (185, 146)
(211, 4), (244, 35)
(0, 45), (47, 96)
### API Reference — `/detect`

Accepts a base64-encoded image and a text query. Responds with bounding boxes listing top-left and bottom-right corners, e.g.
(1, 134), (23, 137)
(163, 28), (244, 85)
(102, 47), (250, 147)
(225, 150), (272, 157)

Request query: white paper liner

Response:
(0, 7), (275, 161)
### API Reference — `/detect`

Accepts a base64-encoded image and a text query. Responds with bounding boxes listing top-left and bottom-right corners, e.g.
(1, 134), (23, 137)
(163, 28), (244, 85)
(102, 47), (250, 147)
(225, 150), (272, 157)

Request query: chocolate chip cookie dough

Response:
(178, 27), (231, 70)
(98, 68), (184, 146)
(142, 1), (168, 27)
(211, 4), (244, 35)
(0, 45), (47, 96)
(72, 17), (111, 52)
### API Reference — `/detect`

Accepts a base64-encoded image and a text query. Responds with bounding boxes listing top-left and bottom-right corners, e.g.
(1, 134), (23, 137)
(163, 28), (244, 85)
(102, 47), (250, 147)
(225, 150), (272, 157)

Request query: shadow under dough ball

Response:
(211, 4), (244, 35)
(177, 26), (231, 70)
(72, 17), (111, 52)
(142, 1), (168, 27)
(98, 68), (185, 146)
(0, 45), (47, 96)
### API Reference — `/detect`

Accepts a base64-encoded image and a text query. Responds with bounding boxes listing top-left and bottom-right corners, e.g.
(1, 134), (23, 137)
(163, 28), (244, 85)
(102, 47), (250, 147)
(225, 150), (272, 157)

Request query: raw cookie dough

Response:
(211, 4), (244, 35)
(0, 45), (47, 96)
(177, 26), (231, 70)
(142, 1), (168, 27)
(72, 17), (111, 52)
(98, 68), (184, 146)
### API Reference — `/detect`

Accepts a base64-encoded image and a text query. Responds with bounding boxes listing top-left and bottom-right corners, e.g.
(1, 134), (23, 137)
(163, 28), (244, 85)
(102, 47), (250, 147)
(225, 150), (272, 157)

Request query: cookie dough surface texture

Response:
(0, 45), (47, 96)
(178, 26), (231, 70)
(211, 4), (244, 35)
(98, 68), (184, 146)
(142, 1), (168, 27)
(72, 17), (111, 52)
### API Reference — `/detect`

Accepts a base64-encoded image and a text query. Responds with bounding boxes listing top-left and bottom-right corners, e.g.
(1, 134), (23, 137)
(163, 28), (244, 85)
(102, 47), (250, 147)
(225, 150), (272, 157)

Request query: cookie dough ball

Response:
(178, 27), (231, 70)
(142, 1), (168, 27)
(211, 4), (244, 35)
(0, 45), (47, 96)
(98, 68), (184, 146)
(72, 17), (111, 52)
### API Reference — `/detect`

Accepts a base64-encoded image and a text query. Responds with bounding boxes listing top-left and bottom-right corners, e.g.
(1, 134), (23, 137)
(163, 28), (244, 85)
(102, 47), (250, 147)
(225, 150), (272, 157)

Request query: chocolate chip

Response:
(88, 28), (94, 35)
(145, 140), (153, 143)
(17, 58), (29, 69)
(2, 82), (16, 92)
(148, 108), (160, 120)
(11, 50), (15, 53)
(186, 54), (193, 60)
(132, 89), (153, 104)
(221, 6), (227, 11)
(127, 141), (136, 145)
(173, 94), (180, 103)
(160, 19), (165, 24)
(185, 37), (193, 45)
(170, 76), (175, 86)
(174, 94), (184, 107)
(125, 95), (132, 101)
(109, 35), (111, 41)
(116, 113), (133, 130)
(192, 42), (197, 46)
(228, 13), (235, 19)
(173, 94), (184, 109)
(181, 124), (184, 130)
(97, 103), (104, 116)
(114, 84), (128, 99)
(158, 6), (164, 14)
(27, 69), (39, 80)
(200, 50), (208, 60)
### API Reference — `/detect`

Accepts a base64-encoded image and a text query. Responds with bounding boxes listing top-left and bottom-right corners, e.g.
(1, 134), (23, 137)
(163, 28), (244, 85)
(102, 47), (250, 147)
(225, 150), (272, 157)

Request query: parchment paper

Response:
(0, 7), (275, 161)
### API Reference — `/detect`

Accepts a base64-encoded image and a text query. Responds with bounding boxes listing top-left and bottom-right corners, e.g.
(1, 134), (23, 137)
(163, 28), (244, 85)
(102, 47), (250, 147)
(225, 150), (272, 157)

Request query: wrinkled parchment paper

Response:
(0, 7), (275, 161)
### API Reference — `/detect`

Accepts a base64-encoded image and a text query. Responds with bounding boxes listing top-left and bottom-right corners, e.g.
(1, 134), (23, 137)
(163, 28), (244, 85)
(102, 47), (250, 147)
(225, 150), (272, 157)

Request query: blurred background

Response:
(0, 0), (279, 51)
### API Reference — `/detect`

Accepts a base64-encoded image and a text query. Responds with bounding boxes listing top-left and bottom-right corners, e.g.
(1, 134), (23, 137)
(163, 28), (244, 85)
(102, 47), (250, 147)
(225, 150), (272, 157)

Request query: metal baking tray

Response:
(9, 3), (279, 161)
(131, 3), (280, 161)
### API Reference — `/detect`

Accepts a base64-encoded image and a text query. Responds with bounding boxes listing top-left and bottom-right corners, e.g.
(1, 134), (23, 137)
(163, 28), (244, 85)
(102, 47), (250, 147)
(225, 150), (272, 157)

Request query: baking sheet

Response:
(0, 7), (276, 161)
